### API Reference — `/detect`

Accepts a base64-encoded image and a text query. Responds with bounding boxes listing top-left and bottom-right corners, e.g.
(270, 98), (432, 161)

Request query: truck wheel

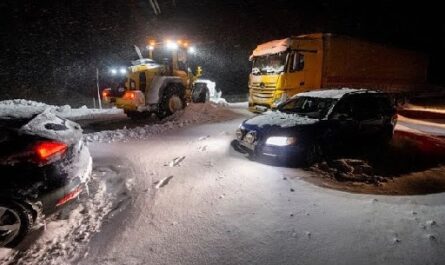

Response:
(0, 201), (34, 248)
(157, 85), (186, 119)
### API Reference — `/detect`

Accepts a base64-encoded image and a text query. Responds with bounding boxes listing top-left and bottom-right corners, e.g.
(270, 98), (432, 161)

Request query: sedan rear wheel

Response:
(0, 202), (33, 248)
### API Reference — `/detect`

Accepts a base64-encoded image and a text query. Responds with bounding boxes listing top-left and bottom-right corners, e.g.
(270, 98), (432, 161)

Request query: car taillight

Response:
(123, 91), (136, 100)
(102, 89), (110, 98)
(56, 186), (82, 207)
(35, 141), (68, 161)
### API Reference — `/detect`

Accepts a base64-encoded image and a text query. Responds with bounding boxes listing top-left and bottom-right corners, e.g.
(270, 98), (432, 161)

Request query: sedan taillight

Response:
(34, 141), (68, 161)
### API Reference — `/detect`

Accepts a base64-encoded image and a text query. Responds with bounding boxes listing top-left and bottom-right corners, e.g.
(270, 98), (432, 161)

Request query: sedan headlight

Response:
(265, 136), (297, 146)
(244, 131), (257, 144)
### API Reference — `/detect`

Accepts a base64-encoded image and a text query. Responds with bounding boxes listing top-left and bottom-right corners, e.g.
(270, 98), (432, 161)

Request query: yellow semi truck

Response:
(102, 40), (202, 119)
(248, 33), (428, 112)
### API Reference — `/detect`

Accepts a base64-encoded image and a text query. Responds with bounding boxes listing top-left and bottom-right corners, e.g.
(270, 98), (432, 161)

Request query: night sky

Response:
(0, 0), (443, 105)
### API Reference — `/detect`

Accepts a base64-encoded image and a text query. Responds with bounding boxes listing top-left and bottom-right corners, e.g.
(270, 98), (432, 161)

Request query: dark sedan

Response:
(0, 111), (92, 247)
(233, 88), (397, 165)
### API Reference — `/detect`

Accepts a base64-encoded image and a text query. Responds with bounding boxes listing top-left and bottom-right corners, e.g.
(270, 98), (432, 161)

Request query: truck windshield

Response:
(279, 96), (337, 119)
(252, 53), (287, 75)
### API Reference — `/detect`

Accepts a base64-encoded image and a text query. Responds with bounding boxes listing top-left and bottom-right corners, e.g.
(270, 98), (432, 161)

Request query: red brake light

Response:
(35, 141), (68, 161)
(102, 89), (110, 98)
(123, 91), (135, 100)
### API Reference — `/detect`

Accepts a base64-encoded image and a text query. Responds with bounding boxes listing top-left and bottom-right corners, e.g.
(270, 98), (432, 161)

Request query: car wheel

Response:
(0, 201), (33, 248)
(157, 85), (186, 119)
(304, 144), (323, 166)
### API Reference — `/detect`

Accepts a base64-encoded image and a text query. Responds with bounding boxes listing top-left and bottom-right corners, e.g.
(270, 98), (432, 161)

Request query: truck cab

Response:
(248, 33), (428, 113)
(248, 34), (324, 113)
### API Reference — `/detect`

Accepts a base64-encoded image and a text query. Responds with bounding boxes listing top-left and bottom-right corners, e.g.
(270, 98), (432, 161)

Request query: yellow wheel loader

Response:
(102, 40), (202, 119)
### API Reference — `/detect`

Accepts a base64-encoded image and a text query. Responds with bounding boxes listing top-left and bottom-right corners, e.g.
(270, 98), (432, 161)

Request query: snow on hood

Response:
(20, 110), (83, 144)
(0, 99), (123, 120)
(250, 38), (290, 58)
(244, 111), (318, 128)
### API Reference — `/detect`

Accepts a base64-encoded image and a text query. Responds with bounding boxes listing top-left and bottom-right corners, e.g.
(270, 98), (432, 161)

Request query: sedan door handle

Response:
(300, 81), (305, 86)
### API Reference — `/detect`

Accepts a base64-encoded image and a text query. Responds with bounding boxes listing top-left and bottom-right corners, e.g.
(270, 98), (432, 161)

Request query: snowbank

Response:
(0, 99), (123, 121)
(85, 103), (240, 143)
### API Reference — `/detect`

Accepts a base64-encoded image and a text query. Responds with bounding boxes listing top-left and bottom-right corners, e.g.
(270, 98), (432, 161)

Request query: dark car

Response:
(233, 88), (397, 165)
(0, 110), (92, 247)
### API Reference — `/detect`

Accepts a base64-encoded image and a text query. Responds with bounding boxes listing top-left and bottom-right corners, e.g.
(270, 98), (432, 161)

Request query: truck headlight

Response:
(272, 92), (287, 108)
(265, 136), (297, 146)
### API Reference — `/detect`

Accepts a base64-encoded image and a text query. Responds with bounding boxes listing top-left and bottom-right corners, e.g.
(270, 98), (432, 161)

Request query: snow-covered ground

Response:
(1, 99), (445, 265)
(78, 118), (445, 265)
(0, 156), (134, 265)
(402, 103), (445, 114)
(84, 102), (242, 143)
(397, 115), (445, 137)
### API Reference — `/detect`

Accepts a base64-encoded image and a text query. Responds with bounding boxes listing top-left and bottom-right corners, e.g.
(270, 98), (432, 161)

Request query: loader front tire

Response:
(157, 85), (186, 119)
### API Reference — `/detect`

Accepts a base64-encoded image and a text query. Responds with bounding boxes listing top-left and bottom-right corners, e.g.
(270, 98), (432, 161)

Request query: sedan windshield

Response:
(252, 53), (287, 75)
(279, 96), (337, 119)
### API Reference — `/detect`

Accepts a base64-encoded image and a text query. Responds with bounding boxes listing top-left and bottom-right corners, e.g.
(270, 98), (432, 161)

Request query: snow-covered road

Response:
(78, 116), (445, 265)
(1, 101), (445, 265)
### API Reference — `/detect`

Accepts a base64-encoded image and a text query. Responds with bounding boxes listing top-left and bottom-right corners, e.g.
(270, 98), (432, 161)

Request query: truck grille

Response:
(250, 82), (276, 103)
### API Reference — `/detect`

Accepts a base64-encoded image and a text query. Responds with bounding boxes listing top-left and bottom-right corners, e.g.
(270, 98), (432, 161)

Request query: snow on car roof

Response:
(296, 88), (376, 99)
(250, 38), (290, 58)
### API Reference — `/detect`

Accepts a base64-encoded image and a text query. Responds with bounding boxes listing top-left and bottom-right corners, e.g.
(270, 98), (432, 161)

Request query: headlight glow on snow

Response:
(110, 68), (117, 75)
(119, 67), (127, 74)
(265, 136), (296, 146)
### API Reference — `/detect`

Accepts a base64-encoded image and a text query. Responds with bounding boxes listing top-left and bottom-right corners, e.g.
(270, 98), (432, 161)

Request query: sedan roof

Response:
(296, 88), (378, 99)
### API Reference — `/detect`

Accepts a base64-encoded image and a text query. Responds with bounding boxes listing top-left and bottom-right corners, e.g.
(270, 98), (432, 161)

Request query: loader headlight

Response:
(110, 68), (117, 75)
(265, 136), (297, 146)
(188, 46), (196, 54)
(119, 67), (127, 74)
(166, 41), (179, 50)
